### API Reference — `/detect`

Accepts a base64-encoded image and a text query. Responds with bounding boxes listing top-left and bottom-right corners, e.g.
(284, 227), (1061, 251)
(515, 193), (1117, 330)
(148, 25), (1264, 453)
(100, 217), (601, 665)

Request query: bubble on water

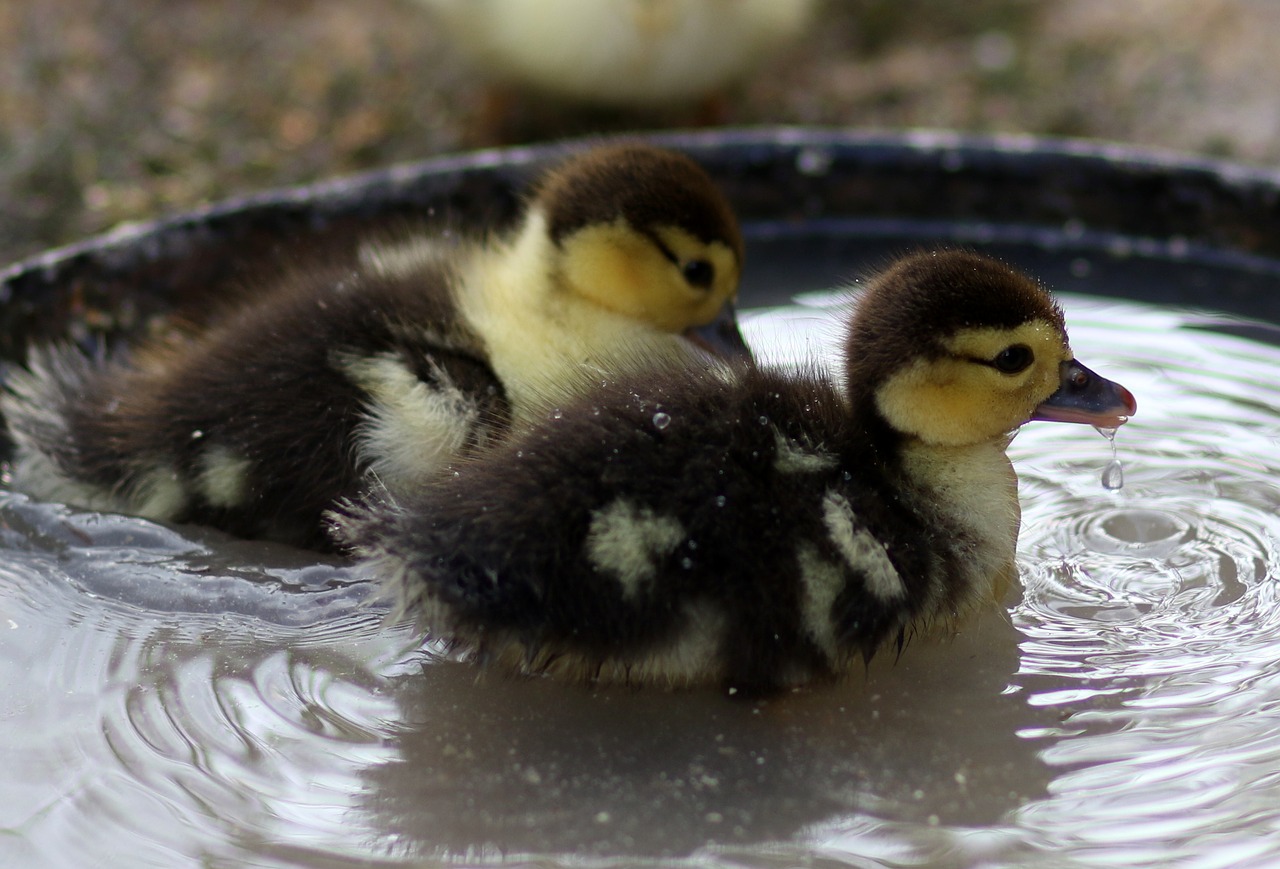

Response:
(652, 412), (671, 430)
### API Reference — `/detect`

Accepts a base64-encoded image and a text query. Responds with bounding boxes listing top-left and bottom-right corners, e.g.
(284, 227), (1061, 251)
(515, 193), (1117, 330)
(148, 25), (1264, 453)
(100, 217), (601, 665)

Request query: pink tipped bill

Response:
(1032, 359), (1137, 428)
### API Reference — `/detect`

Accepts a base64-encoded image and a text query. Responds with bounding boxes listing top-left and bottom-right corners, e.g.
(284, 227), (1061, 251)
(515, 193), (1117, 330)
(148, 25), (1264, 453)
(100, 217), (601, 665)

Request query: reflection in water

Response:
(363, 610), (1040, 862)
(0, 504), (416, 866)
(2, 291), (1280, 866)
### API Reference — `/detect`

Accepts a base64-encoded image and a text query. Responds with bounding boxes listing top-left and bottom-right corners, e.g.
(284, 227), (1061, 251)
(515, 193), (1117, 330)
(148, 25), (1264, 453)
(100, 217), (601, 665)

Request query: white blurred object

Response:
(418, 0), (817, 107)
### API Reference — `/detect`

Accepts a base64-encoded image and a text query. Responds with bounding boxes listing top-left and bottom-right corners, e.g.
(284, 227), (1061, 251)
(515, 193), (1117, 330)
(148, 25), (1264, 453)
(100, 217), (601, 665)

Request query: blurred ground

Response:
(3, 0), (1280, 267)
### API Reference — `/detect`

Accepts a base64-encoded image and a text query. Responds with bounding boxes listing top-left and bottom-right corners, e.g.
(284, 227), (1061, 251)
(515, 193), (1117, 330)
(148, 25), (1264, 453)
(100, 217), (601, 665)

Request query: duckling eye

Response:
(992, 344), (1034, 374)
(681, 259), (715, 289)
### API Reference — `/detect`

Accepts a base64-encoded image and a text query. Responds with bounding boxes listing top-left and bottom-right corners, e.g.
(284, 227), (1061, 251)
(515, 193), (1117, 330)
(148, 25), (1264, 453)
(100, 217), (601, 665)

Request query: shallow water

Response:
(4, 277), (1280, 866)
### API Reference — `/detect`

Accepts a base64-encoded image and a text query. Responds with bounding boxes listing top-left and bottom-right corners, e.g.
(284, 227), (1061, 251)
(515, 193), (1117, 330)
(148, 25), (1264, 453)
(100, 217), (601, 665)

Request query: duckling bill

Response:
(334, 250), (1137, 695)
(2, 144), (749, 549)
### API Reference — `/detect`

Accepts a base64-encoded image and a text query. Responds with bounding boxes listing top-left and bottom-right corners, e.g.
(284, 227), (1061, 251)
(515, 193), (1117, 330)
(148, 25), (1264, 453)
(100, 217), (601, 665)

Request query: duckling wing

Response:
(3, 260), (509, 550)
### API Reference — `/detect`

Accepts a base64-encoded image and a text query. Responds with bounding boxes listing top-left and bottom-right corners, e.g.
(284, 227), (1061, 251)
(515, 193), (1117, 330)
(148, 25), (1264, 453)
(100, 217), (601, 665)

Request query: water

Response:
(3, 282), (1280, 866)
(1095, 426), (1125, 490)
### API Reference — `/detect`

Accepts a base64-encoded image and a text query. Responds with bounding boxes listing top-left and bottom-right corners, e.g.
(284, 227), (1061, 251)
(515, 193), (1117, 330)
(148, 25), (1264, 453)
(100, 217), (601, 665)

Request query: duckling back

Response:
(4, 253), (509, 549)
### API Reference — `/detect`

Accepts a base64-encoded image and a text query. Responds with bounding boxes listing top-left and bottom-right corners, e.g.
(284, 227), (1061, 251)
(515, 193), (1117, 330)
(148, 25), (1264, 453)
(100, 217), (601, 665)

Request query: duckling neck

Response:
(897, 434), (1021, 614)
(458, 210), (696, 424)
(845, 383), (1019, 610)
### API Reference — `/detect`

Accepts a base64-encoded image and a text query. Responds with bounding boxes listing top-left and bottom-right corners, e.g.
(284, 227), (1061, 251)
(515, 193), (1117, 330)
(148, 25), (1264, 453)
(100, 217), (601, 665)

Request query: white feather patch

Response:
(340, 353), (482, 495)
(772, 428), (838, 474)
(795, 544), (842, 661)
(821, 490), (905, 602)
(585, 498), (685, 599)
(198, 446), (253, 508)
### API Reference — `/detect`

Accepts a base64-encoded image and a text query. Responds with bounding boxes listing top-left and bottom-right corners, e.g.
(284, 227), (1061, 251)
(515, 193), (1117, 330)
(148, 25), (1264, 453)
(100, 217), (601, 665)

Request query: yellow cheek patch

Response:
(652, 225), (741, 324)
(558, 220), (740, 332)
(877, 356), (994, 445)
(876, 319), (1072, 446)
(559, 219), (659, 321)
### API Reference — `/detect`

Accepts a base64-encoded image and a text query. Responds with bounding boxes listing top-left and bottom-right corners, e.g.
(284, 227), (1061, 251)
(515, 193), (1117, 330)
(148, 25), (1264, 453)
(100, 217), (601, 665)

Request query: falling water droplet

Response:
(652, 412), (671, 430)
(1095, 426), (1124, 491)
(1102, 460), (1125, 490)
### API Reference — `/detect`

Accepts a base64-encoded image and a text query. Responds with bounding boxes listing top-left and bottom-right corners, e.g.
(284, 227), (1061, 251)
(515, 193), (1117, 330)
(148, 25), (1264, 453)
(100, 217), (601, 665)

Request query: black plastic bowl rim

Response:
(5, 126), (1280, 363)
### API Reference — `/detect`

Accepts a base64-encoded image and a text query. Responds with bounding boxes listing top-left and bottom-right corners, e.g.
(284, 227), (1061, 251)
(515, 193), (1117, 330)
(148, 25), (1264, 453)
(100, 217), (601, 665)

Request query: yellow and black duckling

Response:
(334, 250), (1137, 695)
(2, 144), (747, 550)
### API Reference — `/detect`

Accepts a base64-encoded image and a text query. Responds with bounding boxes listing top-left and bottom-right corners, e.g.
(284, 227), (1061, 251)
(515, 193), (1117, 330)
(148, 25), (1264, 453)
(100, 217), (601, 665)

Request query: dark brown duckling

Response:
(2, 144), (748, 549)
(334, 250), (1137, 694)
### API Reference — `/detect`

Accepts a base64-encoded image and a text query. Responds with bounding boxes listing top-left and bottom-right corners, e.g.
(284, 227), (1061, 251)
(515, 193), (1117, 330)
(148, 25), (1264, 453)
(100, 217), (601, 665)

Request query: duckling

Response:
(2, 144), (748, 550)
(333, 250), (1137, 695)
(419, 0), (816, 108)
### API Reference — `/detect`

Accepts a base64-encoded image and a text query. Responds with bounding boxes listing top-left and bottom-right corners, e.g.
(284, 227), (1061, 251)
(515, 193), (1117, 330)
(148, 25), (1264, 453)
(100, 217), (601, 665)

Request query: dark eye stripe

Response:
(965, 344), (1034, 374)
(648, 233), (681, 266)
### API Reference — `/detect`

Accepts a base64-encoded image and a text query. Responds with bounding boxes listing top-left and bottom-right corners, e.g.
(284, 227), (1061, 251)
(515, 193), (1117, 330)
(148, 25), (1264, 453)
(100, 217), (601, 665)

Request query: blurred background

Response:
(3, 0), (1279, 268)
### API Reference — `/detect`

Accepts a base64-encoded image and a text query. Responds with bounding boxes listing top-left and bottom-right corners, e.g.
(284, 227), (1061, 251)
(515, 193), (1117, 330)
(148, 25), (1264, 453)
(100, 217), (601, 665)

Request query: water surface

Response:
(3, 250), (1280, 867)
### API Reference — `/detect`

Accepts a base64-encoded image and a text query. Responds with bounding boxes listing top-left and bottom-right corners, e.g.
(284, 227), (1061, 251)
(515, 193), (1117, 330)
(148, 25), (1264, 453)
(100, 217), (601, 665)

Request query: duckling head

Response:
(851, 250), (1136, 447)
(531, 144), (745, 355)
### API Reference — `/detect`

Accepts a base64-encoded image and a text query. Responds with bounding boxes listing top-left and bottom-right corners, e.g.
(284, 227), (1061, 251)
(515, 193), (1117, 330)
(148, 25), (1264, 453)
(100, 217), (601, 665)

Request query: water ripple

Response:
(1006, 299), (1280, 867)
(6, 292), (1280, 866)
(0, 495), (420, 866)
